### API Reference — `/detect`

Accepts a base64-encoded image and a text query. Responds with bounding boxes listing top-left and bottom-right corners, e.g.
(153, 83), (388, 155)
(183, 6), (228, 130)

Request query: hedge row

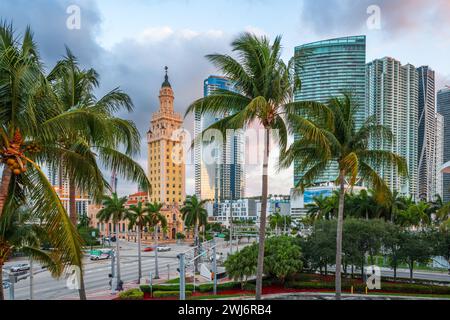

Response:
(285, 281), (450, 295)
(153, 291), (193, 298)
(118, 289), (144, 300)
(140, 284), (195, 293)
(198, 282), (241, 293)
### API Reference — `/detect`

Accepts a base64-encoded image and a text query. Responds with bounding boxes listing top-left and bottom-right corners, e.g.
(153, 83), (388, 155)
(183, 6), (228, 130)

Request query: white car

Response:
(157, 246), (171, 252)
(10, 263), (30, 273)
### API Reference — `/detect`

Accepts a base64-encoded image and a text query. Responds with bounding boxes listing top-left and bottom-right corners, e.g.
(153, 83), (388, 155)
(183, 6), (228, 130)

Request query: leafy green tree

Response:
(224, 244), (258, 289)
(398, 230), (432, 282)
(181, 195), (207, 273)
(97, 193), (130, 289)
(306, 220), (336, 275)
(280, 93), (408, 299)
(186, 33), (329, 299)
(225, 236), (302, 286)
(146, 202), (166, 279)
(264, 236), (302, 283)
(127, 201), (152, 283)
(382, 223), (403, 281)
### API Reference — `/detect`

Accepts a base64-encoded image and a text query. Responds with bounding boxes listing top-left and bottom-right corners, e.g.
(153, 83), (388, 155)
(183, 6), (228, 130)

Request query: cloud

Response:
(0, 0), (103, 68)
(299, 0), (450, 38)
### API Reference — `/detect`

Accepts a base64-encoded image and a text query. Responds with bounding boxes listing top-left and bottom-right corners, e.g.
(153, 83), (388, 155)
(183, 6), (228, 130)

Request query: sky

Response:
(1, 0), (450, 197)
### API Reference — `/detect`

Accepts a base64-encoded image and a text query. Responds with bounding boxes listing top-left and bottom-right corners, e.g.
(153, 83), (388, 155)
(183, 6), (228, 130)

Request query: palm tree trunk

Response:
(335, 169), (346, 300)
(0, 167), (12, 218)
(137, 227), (142, 283)
(0, 260), (4, 300)
(69, 178), (77, 226)
(78, 270), (87, 300)
(255, 128), (270, 300)
(154, 227), (159, 279)
(115, 223), (121, 288)
(194, 223), (199, 273)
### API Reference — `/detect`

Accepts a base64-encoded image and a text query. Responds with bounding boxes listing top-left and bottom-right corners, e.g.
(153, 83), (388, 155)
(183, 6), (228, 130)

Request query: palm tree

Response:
(97, 193), (130, 290)
(280, 93), (408, 299)
(127, 201), (151, 283)
(146, 202), (166, 279)
(0, 23), (85, 298)
(0, 206), (63, 300)
(306, 194), (335, 221)
(398, 201), (431, 229)
(352, 190), (377, 220)
(185, 33), (329, 299)
(46, 48), (149, 226)
(181, 195), (208, 273)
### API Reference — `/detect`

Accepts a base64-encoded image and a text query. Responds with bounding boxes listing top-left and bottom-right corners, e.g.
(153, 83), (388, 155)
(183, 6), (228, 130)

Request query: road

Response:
(3, 239), (449, 300)
(2, 238), (244, 300)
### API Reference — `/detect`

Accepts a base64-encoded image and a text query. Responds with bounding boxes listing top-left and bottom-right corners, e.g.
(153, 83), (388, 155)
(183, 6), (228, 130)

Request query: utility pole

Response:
(29, 258), (34, 300)
(212, 240), (217, 295)
(9, 273), (15, 300)
(178, 253), (186, 300)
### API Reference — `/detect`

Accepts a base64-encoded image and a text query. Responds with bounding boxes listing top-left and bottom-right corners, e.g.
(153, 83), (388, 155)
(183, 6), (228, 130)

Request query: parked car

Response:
(143, 247), (154, 252)
(157, 246), (171, 252)
(10, 263), (30, 273)
(2, 280), (10, 289)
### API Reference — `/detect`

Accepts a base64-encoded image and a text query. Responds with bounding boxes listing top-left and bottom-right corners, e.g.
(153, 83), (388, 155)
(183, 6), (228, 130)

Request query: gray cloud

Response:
(300, 0), (450, 38)
(0, 0), (103, 68)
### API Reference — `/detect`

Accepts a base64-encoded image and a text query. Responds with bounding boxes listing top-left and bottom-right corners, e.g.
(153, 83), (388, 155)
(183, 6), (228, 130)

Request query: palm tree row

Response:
(0, 23), (149, 299)
(97, 194), (167, 286)
(306, 190), (449, 229)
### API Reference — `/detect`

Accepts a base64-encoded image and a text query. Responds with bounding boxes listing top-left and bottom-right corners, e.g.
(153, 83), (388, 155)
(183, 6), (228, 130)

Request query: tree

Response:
(280, 93), (408, 299)
(224, 236), (302, 287)
(146, 202), (166, 279)
(0, 23), (85, 299)
(127, 201), (151, 283)
(302, 220), (336, 275)
(46, 48), (149, 227)
(181, 195), (207, 273)
(264, 236), (303, 283)
(397, 201), (432, 228)
(224, 244), (258, 289)
(186, 33), (329, 299)
(269, 212), (291, 235)
(0, 207), (62, 300)
(306, 194), (335, 221)
(96, 193), (130, 290)
(398, 230), (432, 282)
(382, 223), (403, 281)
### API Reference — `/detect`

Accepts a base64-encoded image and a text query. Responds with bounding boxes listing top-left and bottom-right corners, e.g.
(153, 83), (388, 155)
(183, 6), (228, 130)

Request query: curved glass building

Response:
(293, 35), (366, 186)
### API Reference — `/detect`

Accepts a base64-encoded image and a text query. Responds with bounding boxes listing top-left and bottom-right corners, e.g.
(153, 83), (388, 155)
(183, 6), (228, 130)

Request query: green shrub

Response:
(140, 284), (195, 293)
(198, 282), (241, 293)
(284, 280), (450, 295)
(118, 288), (144, 300)
(153, 291), (192, 298)
(242, 283), (256, 291)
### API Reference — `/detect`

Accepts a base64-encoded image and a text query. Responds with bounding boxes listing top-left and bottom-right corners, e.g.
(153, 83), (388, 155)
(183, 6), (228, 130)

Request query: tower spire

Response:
(162, 66), (171, 88)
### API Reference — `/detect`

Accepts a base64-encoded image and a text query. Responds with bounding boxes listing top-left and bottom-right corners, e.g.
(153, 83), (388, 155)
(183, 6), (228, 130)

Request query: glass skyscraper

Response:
(194, 76), (245, 207)
(437, 88), (450, 202)
(417, 66), (441, 201)
(366, 57), (418, 197)
(293, 35), (366, 186)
